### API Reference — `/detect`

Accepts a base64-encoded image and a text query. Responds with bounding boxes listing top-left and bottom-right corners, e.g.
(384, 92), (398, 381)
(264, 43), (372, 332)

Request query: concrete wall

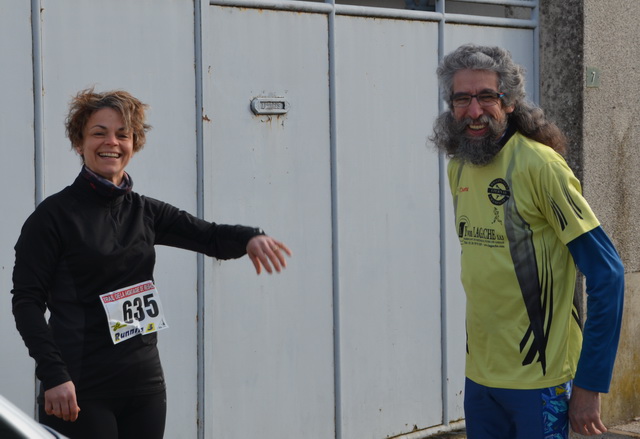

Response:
(538, 0), (584, 178)
(540, 0), (640, 426)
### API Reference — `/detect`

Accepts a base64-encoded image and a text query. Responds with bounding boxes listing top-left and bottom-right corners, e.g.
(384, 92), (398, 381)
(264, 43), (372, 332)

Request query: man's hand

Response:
(247, 235), (292, 274)
(44, 381), (80, 422)
(569, 385), (607, 436)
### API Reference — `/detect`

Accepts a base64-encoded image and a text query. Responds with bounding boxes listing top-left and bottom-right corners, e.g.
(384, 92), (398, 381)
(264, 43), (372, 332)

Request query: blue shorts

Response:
(464, 378), (571, 439)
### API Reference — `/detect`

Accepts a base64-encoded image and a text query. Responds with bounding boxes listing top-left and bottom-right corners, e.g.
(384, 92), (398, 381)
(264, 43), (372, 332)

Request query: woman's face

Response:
(76, 107), (134, 185)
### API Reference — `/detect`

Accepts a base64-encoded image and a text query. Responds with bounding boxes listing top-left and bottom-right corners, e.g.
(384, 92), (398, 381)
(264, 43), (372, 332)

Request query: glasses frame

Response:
(450, 91), (506, 108)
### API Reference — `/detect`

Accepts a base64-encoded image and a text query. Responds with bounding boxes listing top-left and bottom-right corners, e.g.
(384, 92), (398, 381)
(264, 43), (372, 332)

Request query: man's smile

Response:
(467, 122), (489, 137)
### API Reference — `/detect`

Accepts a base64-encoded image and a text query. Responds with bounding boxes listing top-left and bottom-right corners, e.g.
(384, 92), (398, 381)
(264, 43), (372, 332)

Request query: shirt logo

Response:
(456, 214), (505, 248)
(492, 207), (503, 225)
(458, 215), (469, 238)
(487, 178), (510, 205)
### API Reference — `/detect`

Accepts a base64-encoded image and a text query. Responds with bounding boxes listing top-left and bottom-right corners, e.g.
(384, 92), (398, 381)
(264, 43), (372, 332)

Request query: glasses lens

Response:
(477, 93), (500, 106)
(452, 95), (472, 107)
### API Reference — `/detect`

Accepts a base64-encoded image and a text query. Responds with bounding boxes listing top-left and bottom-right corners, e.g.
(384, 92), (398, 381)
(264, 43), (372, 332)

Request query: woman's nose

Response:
(105, 132), (119, 145)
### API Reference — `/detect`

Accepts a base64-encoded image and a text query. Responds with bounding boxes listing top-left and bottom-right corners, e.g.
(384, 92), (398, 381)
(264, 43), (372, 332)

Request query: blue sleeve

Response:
(566, 226), (624, 393)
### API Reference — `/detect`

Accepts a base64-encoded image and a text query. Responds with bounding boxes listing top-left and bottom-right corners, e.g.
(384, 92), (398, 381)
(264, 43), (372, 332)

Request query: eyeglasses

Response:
(450, 92), (505, 108)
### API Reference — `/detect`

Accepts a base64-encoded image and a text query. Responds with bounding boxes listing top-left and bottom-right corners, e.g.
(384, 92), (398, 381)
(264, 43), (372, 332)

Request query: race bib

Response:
(99, 280), (169, 344)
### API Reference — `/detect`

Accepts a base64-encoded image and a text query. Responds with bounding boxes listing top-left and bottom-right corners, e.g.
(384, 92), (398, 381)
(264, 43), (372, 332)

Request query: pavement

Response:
(584, 419), (640, 438)
(428, 418), (640, 438)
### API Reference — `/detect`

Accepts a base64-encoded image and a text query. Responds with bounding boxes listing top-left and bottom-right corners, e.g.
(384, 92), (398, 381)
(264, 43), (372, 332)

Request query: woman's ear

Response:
(74, 144), (85, 161)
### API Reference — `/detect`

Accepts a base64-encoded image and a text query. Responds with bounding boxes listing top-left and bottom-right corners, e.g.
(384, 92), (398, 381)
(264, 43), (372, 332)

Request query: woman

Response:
(11, 88), (292, 438)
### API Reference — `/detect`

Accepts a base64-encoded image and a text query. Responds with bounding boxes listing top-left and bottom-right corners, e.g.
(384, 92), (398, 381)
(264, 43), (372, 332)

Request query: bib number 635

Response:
(100, 280), (169, 344)
(122, 293), (160, 324)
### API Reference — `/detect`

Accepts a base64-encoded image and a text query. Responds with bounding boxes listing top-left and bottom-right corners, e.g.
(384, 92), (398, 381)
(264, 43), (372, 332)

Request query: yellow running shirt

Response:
(448, 130), (600, 390)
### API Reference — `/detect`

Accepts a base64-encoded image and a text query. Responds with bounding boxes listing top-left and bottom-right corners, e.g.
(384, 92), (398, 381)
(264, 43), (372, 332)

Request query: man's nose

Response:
(466, 97), (484, 119)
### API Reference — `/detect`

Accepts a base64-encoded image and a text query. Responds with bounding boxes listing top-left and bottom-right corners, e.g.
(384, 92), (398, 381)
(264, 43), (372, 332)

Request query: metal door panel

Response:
(203, 6), (335, 439)
(0, 0), (39, 414)
(38, 2), (199, 437)
(335, 15), (443, 438)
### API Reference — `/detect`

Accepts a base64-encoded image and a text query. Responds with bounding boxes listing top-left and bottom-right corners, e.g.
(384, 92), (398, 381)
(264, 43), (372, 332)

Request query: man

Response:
(431, 44), (624, 438)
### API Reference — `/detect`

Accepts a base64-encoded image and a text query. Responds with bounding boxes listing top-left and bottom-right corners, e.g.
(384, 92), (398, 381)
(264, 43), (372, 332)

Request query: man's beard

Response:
(449, 115), (508, 166)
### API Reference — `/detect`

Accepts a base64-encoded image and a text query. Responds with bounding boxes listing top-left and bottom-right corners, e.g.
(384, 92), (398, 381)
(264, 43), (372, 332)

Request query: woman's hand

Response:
(44, 381), (81, 422)
(247, 235), (292, 274)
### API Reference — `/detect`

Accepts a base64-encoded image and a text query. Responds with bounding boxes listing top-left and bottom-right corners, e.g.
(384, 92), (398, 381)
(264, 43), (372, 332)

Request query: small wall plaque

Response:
(586, 67), (600, 88)
(251, 97), (290, 115)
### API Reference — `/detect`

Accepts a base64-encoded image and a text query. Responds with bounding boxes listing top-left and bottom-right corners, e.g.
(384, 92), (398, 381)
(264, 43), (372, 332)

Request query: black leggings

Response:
(39, 390), (167, 439)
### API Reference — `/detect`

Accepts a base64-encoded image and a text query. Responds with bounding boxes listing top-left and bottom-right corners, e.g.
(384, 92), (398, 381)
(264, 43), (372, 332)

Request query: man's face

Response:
(446, 69), (515, 165)
(451, 69), (514, 134)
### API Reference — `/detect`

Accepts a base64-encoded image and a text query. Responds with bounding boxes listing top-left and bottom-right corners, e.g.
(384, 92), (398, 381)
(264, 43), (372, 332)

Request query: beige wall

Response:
(541, 0), (640, 427)
(583, 0), (640, 426)
(602, 272), (640, 423)
(583, 0), (640, 270)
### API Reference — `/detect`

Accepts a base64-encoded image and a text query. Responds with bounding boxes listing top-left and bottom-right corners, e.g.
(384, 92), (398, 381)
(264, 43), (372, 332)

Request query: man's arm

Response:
(566, 226), (624, 435)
